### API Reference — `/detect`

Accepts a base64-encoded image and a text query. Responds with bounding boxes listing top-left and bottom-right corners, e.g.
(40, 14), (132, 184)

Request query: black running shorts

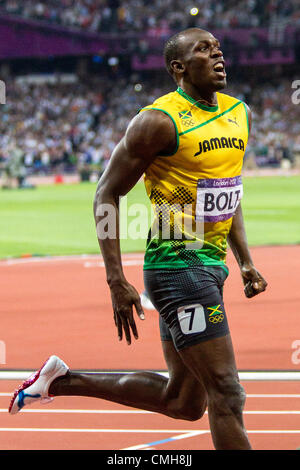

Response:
(143, 266), (230, 351)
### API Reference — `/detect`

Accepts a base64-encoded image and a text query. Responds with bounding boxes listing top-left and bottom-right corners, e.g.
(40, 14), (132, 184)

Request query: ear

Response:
(170, 60), (185, 75)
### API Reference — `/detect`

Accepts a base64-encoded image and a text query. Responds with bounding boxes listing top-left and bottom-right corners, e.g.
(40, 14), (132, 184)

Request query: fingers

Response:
(134, 297), (145, 321)
(114, 303), (144, 345)
(244, 281), (255, 298)
(244, 277), (267, 298)
(241, 265), (267, 299)
(115, 311), (132, 344)
(110, 283), (146, 345)
(116, 314), (123, 341)
(120, 313), (133, 345)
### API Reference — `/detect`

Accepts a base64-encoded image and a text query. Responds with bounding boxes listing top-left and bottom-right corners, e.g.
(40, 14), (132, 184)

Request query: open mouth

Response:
(213, 62), (226, 78)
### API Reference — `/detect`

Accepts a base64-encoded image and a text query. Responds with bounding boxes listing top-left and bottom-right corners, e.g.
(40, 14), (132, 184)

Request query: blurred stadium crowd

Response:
(0, 71), (298, 184)
(0, 0), (299, 186)
(1, 0), (300, 32)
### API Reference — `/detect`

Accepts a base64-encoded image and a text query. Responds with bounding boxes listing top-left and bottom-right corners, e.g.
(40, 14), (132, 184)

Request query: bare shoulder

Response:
(243, 102), (252, 117)
(125, 109), (177, 158)
(243, 102), (252, 133)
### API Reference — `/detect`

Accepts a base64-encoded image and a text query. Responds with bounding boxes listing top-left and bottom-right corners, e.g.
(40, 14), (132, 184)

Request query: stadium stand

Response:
(1, 0), (299, 32)
(0, 0), (299, 185)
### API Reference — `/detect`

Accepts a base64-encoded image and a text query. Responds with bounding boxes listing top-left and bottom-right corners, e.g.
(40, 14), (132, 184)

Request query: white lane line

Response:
(244, 411), (300, 414)
(122, 427), (300, 450)
(0, 428), (206, 433)
(0, 409), (151, 414)
(1, 392), (300, 399)
(0, 408), (300, 415)
(84, 260), (143, 268)
(247, 394), (300, 398)
(1, 371), (300, 380)
(122, 431), (207, 450)
(0, 253), (144, 267)
(0, 428), (300, 434)
(247, 430), (300, 434)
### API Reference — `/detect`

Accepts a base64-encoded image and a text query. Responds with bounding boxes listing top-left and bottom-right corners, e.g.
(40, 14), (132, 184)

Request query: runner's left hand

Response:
(240, 264), (268, 298)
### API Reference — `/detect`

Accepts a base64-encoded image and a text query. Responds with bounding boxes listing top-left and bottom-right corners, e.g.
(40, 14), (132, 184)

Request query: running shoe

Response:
(8, 355), (69, 415)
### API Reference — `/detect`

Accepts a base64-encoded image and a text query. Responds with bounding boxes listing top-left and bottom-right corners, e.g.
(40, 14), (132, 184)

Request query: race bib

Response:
(196, 176), (243, 222)
(177, 304), (206, 335)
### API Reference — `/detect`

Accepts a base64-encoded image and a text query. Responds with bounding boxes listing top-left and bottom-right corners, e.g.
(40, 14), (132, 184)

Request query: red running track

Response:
(0, 246), (300, 449)
(1, 380), (300, 450)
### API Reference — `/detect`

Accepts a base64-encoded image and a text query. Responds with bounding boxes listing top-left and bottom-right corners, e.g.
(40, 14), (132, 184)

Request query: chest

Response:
(174, 106), (248, 177)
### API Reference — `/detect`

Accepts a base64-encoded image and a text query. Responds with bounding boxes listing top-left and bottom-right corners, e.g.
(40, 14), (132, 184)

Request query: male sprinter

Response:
(9, 28), (267, 450)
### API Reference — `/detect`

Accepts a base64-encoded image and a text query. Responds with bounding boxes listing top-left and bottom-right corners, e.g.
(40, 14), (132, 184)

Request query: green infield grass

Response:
(0, 175), (299, 259)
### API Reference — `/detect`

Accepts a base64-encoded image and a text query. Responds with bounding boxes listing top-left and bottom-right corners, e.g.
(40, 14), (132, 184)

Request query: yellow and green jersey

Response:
(139, 86), (249, 271)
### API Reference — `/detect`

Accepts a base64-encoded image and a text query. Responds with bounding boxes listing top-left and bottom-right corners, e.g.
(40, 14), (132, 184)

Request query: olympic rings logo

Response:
(209, 314), (224, 324)
(182, 118), (195, 127)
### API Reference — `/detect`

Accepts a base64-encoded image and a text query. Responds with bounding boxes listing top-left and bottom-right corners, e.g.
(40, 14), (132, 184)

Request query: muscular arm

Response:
(228, 104), (267, 298)
(93, 110), (176, 344)
(227, 203), (253, 268)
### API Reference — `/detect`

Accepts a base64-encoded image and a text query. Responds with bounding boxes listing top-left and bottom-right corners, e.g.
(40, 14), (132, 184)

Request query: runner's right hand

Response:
(109, 281), (145, 345)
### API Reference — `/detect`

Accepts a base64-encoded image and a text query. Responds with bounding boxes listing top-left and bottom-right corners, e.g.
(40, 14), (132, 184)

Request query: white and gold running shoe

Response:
(9, 355), (69, 415)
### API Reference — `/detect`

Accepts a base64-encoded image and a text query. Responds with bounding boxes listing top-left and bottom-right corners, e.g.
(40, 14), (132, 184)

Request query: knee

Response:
(208, 373), (246, 417)
(167, 396), (207, 421)
(184, 400), (208, 421)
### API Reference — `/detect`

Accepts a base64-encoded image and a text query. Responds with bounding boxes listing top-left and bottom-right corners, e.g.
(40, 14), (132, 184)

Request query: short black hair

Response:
(163, 28), (210, 78)
(163, 31), (185, 77)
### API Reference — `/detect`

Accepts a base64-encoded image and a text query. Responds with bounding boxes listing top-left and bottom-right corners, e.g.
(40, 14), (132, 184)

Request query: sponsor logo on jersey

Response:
(227, 117), (239, 126)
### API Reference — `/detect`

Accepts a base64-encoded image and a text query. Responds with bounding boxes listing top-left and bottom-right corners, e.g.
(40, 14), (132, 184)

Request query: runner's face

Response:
(180, 31), (227, 92)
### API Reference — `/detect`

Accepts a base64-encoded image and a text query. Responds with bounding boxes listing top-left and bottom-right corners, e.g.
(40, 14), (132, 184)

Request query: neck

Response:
(178, 83), (217, 107)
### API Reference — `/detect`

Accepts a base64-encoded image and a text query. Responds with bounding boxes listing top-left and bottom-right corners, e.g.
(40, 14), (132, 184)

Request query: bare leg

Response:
(179, 334), (251, 450)
(49, 333), (250, 449)
(49, 340), (207, 421)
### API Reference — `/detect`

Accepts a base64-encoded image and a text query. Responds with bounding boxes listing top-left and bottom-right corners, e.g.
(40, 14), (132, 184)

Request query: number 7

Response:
(184, 307), (196, 331)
